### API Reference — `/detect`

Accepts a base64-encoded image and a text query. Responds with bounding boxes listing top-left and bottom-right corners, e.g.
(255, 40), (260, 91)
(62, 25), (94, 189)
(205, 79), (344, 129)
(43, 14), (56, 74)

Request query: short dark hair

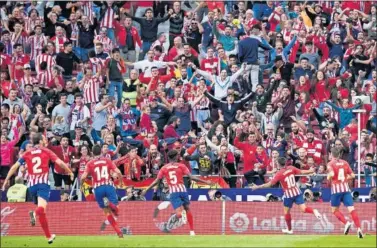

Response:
(63, 41), (72, 47)
(88, 50), (96, 58)
(74, 93), (83, 99)
(13, 43), (22, 49)
(31, 133), (43, 145)
(365, 153), (374, 159)
(59, 93), (67, 99)
(153, 45), (163, 53)
(331, 147), (341, 158)
(40, 61), (48, 70)
(112, 48), (120, 54)
(92, 145), (102, 156)
(167, 150), (179, 162)
(277, 157), (287, 167)
(1, 103), (10, 111)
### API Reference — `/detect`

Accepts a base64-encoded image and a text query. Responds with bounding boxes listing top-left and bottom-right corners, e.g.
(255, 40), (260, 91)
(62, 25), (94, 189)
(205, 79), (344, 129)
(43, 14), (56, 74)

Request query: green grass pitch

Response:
(1, 235), (376, 248)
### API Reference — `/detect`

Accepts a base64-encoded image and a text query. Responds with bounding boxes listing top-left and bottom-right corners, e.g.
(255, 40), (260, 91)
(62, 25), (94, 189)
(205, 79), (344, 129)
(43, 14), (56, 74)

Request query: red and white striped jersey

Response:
(81, 76), (101, 104)
(157, 162), (190, 193)
(271, 166), (302, 198)
(84, 157), (116, 189)
(37, 70), (53, 88)
(24, 17), (43, 34)
(50, 36), (69, 53)
(89, 57), (103, 75)
(82, 1), (95, 24)
(20, 75), (38, 88)
(11, 32), (27, 48)
(27, 35), (48, 61)
(35, 53), (56, 74)
(327, 159), (353, 194)
(302, 138), (323, 162)
(101, 8), (115, 28)
(94, 35), (113, 53)
(21, 146), (60, 187)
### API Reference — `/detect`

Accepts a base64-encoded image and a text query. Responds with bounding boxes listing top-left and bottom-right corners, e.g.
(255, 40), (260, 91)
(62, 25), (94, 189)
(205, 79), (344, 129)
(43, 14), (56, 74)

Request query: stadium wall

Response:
(1, 202), (376, 236)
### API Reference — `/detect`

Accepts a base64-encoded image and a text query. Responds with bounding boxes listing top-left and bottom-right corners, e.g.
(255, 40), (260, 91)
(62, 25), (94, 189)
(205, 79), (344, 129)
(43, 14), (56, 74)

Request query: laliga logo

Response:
(229, 213), (249, 233)
(1, 207), (16, 236)
(229, 212), (335, 233)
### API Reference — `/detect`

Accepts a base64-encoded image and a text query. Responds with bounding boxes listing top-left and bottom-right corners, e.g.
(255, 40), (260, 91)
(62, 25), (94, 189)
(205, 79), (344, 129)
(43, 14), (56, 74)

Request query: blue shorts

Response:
(283, 194), (305, 208)
(331, 192), (354, 207)
(94, 185), (119, 209)
(170, 192), (190, 210)
(29, 184), (50, 204)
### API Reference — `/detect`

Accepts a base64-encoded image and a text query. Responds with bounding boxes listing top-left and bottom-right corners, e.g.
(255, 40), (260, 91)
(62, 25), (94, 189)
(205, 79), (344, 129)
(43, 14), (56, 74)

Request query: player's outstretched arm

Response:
(141, 178), (161, 197)
(300, 167), (315, 175)
(2, 161), (21, 191)
(251, 182), (273, 191)
(346, 172), (355, 181)
(188, 174), (214, 186)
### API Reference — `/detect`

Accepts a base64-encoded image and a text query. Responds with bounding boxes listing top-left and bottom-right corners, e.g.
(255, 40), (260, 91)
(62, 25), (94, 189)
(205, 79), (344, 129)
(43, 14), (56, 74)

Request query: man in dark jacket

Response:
(56, 41), (81, 81)
(204, 89), (253, 126)
(238, 24), (271, 91)
(123, 8), (172, 59)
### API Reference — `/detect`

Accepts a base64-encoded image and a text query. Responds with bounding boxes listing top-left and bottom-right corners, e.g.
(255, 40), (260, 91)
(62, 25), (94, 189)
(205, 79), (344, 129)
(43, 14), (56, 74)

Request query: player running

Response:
(2, 133), (74, 244)
(141, 150), (213, 236)
(327, 147), (364, 238)
(80, 145), (124, 238)
(251, 157), (322, 234)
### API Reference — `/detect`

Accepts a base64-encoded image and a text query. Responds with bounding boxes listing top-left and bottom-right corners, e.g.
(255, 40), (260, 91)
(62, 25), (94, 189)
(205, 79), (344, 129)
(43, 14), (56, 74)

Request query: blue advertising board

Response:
(2, 187), (374, 202)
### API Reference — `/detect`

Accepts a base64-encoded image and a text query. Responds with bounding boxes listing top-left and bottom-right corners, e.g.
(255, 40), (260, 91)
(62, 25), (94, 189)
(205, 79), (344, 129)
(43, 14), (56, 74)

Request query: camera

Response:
(346, 18), (353, 23)
(369, 188), (377, 202)
(352, 191), (360, 201)
(266, 193), (280, 202)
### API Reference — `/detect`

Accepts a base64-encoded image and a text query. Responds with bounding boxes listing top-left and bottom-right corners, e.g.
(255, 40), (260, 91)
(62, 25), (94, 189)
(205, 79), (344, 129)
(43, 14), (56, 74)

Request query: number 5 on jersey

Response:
(169, 171), (177, 184)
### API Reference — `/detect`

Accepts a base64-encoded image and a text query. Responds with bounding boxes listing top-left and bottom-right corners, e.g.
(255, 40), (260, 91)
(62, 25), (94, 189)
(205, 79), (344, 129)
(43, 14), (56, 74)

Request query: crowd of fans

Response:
(0, 1), (376, 194)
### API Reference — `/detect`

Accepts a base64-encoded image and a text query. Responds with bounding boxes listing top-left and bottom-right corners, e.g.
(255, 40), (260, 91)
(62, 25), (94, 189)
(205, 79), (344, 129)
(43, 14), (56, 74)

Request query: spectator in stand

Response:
(168, 2), (186, 50)
(76, 15), (97, 62)
(56, 41), (81, 82)
(106, 48), (126, 108)
(123, 7), (172, 59)
(113, 16), (141, 63)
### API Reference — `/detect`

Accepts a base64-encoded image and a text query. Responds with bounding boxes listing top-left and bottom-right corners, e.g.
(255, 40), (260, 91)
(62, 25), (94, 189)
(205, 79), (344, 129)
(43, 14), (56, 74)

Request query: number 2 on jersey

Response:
(284, 174), (296, 188)
(32, 157), (42, 173)
(168, 171), (177, 184)
(94, 166), (109, 180)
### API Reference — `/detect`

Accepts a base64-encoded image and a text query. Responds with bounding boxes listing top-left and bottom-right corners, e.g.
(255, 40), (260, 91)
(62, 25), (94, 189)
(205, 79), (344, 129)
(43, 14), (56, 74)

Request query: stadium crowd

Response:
(0, 0), (376, 196)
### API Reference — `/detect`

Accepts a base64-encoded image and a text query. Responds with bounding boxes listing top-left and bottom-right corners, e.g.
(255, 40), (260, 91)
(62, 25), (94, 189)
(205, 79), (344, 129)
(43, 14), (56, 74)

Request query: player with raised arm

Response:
(251, 157), (322, 234)
(80, 145), (124, 238)
(2, 133), (74, 244)
(327, 147), (364, 238)
(141, 150), (213, 236)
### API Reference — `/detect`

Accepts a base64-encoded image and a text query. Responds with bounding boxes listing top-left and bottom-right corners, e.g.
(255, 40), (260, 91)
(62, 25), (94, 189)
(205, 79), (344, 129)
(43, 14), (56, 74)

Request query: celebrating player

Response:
(80, 145), (124, 238)
(251, 157), (322, 234)
(141, 150), (213, 236)
(327, 147), (364, 238)
(2, 133), (74, 244)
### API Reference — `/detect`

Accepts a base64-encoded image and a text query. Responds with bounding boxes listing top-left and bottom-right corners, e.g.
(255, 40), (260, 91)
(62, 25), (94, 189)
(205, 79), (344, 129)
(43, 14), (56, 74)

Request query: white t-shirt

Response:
(133, 60), (167, 77)
(69, 105), (91, 131)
